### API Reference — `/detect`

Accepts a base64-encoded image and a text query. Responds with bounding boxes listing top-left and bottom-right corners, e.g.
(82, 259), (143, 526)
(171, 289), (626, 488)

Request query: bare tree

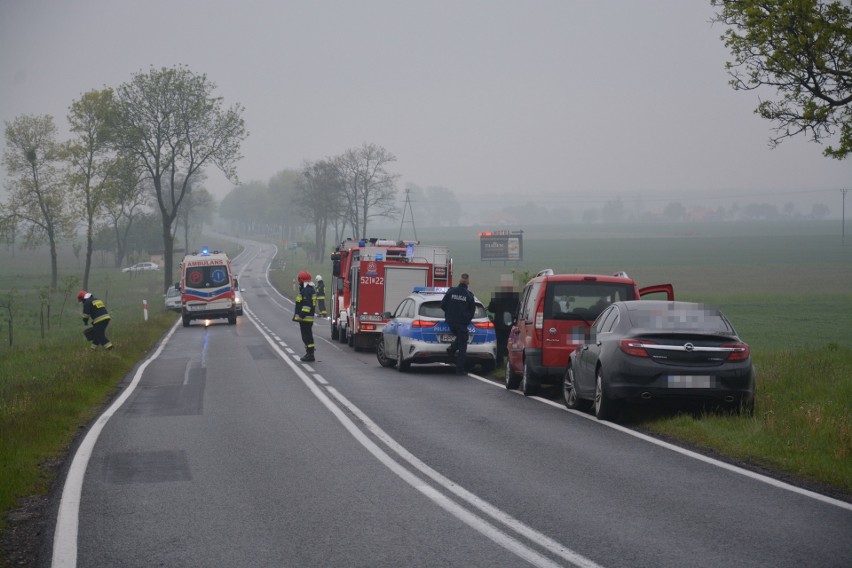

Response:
(334, 143), (400, 239)
(101, 154), (150, 267)
(296, 159), (347, 261)
(2, 114), (75, 288)
(177, 183), (216, 254)
(110, 65), (247, 292)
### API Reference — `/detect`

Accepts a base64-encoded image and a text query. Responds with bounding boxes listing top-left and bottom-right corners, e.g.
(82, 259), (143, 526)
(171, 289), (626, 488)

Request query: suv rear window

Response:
(544, 282), (635, 321)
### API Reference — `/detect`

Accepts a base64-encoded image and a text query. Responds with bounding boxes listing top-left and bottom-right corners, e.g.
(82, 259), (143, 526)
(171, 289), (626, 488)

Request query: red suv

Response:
(505, 270), (673, 396)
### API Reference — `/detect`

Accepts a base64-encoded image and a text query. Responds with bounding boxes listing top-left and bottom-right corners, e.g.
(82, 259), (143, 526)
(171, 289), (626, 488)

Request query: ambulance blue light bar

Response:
(201, 247), (210, 255)
(413, 286), (449, 294)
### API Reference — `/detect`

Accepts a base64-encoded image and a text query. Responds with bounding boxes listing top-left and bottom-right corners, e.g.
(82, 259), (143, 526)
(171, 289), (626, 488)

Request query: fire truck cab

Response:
(330, 238), (452, 351)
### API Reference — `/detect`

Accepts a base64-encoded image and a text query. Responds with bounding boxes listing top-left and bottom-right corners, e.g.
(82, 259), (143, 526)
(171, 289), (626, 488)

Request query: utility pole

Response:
(398, 188), (418, 241)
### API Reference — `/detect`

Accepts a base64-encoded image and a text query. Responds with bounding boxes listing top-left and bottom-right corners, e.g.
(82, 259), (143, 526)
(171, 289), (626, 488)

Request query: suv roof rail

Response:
(536, 268), (554, 277)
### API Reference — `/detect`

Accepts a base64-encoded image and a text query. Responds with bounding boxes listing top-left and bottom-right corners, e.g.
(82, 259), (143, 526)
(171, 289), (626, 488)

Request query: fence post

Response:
(143, 299), (148, 321)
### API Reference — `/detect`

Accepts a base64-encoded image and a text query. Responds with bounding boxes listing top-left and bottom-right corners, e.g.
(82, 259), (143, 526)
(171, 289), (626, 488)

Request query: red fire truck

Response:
(330, 238), (452, 350)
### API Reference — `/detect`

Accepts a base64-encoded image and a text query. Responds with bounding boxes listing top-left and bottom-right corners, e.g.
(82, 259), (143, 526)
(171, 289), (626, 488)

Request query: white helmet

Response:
(316, 275), (323, 281)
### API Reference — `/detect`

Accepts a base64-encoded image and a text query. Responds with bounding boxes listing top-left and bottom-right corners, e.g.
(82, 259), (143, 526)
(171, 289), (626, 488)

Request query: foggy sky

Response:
(1, 0), (849, 214)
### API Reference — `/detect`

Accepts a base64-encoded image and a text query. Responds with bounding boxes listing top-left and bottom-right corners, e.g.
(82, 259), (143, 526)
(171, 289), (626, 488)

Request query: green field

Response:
(1, 220), (850, 562)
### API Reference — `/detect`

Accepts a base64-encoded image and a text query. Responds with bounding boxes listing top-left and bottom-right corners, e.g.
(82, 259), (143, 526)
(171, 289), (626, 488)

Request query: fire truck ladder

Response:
(398, 188), (418, 242)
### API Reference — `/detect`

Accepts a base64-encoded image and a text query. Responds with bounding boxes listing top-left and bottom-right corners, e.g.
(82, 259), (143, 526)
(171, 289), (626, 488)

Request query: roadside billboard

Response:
(479, 230), (523, 262)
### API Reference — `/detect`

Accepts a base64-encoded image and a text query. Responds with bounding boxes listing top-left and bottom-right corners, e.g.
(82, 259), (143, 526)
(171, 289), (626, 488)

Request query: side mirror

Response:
(381, 311), (393, 319)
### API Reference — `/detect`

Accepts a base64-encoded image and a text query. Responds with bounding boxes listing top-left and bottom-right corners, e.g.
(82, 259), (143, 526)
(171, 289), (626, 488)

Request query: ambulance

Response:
(179, 248), (237, 327)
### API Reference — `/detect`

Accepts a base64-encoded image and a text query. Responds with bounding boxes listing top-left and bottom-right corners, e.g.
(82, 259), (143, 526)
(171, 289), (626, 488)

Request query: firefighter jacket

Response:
(82, 295), (111, 325)
(294, 283), (316, 322)
(441, 283), (475, 326)
(315, 279), (326, 301)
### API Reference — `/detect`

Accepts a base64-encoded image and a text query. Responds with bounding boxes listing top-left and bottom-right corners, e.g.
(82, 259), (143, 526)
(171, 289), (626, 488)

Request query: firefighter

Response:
(315, 274), (328, 318)
(441, 273), (476, 375)
(293, 270), (316, 362)
(78, 290), (113, 350)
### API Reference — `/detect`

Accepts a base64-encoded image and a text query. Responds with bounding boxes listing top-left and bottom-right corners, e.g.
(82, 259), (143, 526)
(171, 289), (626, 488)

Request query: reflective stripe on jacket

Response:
(82, 296), (111, 324)
(295, 284), (316, 322)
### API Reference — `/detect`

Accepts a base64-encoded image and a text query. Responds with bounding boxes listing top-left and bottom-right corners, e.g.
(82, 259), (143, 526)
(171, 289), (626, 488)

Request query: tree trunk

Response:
(48, 231), (59, 290)
(162, 219), (175, 294)
(83, 221), (93, 290)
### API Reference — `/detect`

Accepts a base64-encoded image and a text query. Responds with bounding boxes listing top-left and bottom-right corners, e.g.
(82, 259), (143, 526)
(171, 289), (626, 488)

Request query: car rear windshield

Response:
(544, 282), (635, 321)
(420, 300), (487, 319)
(185, 265), (231, 289)
(627, 305), (733, 332)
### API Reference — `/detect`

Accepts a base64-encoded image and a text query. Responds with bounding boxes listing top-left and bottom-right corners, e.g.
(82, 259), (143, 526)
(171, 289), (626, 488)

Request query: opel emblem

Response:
(684, 342), (694, 351)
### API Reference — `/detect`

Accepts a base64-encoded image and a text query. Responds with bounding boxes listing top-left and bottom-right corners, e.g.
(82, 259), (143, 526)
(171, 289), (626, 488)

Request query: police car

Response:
(377, 287), (497, 373)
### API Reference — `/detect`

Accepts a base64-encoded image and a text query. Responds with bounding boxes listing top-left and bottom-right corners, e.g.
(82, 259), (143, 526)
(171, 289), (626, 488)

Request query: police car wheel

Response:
(396, 341), (410, 372)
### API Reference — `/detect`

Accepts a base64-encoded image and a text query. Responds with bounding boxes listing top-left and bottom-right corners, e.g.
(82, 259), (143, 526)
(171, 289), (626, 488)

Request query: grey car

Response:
(564, 300), (755, 421)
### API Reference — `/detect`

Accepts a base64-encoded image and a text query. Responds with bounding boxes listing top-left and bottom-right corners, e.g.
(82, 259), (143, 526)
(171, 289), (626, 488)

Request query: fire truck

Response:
(330, 238), (452, 350)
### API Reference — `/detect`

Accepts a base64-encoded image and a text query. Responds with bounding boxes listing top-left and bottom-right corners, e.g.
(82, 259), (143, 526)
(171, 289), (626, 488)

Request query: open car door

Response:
(638, 284), (674, 300)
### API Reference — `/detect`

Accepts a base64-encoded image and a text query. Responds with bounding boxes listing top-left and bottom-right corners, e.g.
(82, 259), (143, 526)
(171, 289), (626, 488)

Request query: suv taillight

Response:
(535, 311), (543, 330)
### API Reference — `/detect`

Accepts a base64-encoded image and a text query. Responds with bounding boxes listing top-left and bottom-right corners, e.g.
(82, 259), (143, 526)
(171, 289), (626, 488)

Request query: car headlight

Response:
(235, 297), (241, 304)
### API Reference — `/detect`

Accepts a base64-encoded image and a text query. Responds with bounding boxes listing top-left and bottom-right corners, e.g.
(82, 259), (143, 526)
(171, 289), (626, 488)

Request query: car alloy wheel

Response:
(563, 366), (591, 411)
(396, 341), (410, 372)
(594, 368), (618, 421)
(376, 337), (396, 368)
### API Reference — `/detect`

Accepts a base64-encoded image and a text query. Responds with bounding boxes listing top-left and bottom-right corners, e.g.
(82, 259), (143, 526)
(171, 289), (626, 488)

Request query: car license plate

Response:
(667, 375), (715, 388)
(438, 334), (474, 344)
(188, 304), (206, 312)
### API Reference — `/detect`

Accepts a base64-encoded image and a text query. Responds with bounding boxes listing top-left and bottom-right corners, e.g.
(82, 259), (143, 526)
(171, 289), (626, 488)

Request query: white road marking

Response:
(465, 373), (852, 511)
(52, 320), (182, 568)
(248, 311), (603, 568)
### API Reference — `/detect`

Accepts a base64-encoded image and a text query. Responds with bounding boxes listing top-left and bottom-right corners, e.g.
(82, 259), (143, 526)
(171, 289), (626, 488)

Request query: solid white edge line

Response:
(465, 373), (852, 512)
(247, 310), (602, 568)
(51, 319), (182, 568)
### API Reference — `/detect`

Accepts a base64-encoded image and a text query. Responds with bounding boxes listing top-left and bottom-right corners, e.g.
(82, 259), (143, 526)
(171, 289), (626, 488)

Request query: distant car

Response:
(164, 286), (181, 311)
(122, 262), (160, 273)
(563, 300), (755, 421)
(376, 287), (497, 373)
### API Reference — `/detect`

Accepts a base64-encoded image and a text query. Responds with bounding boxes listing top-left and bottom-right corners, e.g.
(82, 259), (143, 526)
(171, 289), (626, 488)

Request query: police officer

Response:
(78, 290), (113, 350)
(315, 274), (328, 318)
(441, 273), (476, 375)
(293, 271), (316, 361)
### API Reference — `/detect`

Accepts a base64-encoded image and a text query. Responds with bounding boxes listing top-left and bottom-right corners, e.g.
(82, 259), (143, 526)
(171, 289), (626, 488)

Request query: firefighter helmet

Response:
(77, 290), (89, 302)
(297, 271), (311, 283)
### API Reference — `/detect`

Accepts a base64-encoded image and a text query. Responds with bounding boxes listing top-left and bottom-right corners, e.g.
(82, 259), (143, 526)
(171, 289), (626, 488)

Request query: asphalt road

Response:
(50, 239), (852, 568)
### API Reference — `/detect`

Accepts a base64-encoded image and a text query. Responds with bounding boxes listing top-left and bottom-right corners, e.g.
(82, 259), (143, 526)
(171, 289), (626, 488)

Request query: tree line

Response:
(218, 147), (463, 262)
(1, 65), (245, 293)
